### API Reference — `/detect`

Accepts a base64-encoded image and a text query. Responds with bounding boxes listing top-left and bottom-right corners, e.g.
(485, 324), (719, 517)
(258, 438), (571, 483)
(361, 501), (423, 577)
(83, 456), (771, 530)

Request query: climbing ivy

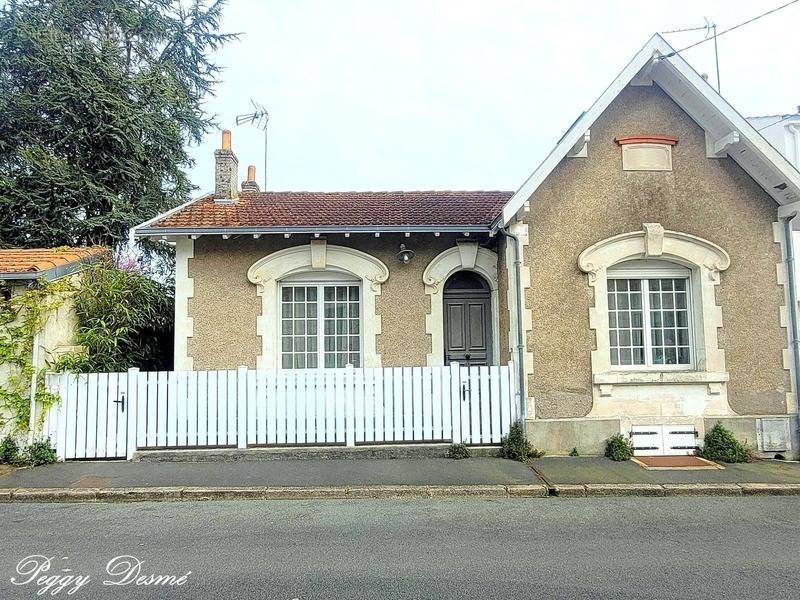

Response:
(0, 277), (74, 433)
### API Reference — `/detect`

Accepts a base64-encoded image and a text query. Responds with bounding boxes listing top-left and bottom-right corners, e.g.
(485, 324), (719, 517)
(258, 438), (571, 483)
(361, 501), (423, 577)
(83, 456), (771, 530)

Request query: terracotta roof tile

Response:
(0, 247), (109, 276)
(148, 191), (513, 230)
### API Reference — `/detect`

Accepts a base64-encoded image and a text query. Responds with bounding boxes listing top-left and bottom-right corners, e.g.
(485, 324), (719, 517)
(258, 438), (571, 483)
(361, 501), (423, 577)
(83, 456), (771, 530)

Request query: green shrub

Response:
(0, 435), (20, 464)
(700, 422), (752, 463)
(54, 261), (174, 373)
(500, 421), (543, 462)
(447, 443), (471, 460)
(605, 433), (634, 461)
(568, 447), (580, 457)
(22, 438), (57, 467)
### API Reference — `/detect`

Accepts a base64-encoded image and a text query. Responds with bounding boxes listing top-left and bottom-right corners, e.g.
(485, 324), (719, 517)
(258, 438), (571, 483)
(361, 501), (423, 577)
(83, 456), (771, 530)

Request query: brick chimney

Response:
(241, 164), (260, 192)
(214, 129), (238, 202)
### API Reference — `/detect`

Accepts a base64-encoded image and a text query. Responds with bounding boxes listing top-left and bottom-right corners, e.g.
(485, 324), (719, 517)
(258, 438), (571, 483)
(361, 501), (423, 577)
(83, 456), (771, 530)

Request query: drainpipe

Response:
(498, 227), (527, 423)
(783, 215), (800, 430)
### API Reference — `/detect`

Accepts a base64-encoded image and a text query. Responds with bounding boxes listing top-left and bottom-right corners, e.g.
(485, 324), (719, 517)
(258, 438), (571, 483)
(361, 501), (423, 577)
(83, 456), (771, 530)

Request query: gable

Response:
(497, 34), (800, 228)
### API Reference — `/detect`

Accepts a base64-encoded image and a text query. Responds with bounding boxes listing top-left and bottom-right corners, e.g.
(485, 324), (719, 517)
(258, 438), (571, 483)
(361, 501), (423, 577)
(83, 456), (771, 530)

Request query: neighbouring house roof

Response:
(134, 190), (513, 236)
(496, 34), (800, 228)
(0, 247), (108, 281)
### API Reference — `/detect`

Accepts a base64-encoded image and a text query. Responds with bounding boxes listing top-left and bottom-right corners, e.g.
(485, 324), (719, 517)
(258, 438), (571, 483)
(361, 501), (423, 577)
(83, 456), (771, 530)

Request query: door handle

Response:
(113, 392), (125, 413)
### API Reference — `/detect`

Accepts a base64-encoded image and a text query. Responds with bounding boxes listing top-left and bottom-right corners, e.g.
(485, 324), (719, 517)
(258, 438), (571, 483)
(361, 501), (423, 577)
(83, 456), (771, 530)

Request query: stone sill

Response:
(593, 370), (729, 396)
(593, 371), (729, 385)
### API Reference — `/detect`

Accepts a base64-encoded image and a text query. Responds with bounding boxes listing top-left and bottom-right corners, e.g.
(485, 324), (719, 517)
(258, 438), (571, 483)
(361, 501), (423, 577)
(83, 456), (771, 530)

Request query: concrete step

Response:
(132, 444), (502, 463)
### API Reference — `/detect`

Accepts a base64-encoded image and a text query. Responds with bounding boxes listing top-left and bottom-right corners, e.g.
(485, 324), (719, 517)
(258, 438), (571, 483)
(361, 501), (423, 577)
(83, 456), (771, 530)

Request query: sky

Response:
(187, 0), (799, 195)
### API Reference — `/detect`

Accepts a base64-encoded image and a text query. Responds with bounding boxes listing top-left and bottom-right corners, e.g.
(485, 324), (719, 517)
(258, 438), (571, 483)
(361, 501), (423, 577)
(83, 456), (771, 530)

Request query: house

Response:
(0, 247), (107, 434)
(748, 112), (800, 170)
(134, 34), (800, 457)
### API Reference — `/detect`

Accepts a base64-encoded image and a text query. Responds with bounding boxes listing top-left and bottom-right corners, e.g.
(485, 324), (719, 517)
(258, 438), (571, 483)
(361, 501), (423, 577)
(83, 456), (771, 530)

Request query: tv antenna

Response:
(236, 100), (270, 190)
(662, 17), (720, 92)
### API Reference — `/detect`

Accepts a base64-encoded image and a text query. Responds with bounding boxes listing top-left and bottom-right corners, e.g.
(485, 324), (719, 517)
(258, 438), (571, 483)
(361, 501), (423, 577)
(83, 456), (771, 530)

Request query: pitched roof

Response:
(497, 34), (800, 227)
(0, 247), (108, 280)
(135, 191), (513, 235)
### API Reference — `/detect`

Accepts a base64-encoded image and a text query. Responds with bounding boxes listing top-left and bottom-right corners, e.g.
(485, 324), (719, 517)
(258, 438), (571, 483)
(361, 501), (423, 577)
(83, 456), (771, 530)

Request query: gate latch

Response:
(113, 392), (126, 413)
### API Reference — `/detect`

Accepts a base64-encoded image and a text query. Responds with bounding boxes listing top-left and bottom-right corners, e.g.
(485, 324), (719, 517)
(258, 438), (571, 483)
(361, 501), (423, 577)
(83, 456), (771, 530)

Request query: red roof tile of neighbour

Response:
(147, 191), (513, 230)
(0, 247), (108, 275)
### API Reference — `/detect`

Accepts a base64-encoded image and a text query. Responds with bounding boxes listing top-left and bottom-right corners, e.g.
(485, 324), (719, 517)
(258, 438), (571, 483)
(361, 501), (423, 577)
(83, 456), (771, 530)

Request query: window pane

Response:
(647, 277), (691, 367)
(280, 285), (318, 370)
(607, 278), (645, 366)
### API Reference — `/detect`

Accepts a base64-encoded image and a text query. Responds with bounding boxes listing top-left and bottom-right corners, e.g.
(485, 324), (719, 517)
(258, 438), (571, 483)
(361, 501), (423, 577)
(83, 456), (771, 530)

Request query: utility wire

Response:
(660, 0), (799, 58)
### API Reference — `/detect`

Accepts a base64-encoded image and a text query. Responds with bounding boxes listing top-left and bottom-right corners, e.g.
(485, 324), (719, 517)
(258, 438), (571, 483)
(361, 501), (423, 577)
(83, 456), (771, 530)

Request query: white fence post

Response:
(237, 366), (248, 449)
(126, 368), (139, 460)
(345, 364), (355, 447)
(449, 362), (462, 444)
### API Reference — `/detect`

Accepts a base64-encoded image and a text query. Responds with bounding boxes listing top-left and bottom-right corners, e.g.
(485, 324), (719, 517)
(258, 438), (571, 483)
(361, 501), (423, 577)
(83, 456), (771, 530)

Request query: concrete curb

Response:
(0, 484), (548, 503)
(551, 483), (800, 497)
(2, 483), (799, 502)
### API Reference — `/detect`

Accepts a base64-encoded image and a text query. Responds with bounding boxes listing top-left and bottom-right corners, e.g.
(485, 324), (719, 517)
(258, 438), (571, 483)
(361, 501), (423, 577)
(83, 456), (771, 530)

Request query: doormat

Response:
(632, 455), (723, 470)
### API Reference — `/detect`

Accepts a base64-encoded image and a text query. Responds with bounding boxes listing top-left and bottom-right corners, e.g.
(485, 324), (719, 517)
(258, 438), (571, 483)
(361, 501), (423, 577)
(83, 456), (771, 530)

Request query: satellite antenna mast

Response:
(236, 100), (270, 190)
(662, 17), (720, 93)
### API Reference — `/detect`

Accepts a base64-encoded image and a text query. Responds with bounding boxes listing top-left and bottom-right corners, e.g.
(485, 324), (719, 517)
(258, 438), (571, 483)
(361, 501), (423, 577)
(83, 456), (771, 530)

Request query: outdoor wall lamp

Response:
(396, 243), (415, 264)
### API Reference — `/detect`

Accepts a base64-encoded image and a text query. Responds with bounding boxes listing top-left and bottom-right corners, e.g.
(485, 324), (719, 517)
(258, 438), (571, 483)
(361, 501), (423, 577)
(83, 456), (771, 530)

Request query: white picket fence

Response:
(42, 363), (518, 460)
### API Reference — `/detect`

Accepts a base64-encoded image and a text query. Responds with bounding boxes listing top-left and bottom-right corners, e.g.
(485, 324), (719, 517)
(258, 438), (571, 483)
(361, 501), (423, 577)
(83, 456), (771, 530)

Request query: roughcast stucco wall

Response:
(187, 234), (473, 369)
(523, 84), (788, 418)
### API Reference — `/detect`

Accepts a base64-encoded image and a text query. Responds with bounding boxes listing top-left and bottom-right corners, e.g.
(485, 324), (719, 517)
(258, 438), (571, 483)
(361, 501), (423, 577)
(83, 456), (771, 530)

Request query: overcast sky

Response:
(187, 0), (799, 194)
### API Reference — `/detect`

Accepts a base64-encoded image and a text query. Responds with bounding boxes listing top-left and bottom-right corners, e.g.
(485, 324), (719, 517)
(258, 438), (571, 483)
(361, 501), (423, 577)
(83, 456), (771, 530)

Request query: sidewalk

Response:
(530, 457), (800, 485)
(0, 457), (538, 489)
(2, 456), (800, 502)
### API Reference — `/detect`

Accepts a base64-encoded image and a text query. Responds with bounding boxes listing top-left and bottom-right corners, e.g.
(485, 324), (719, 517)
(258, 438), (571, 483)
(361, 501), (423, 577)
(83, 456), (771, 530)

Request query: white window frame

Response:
(607, 263), (694, 371)
(279, 272), (362, 369)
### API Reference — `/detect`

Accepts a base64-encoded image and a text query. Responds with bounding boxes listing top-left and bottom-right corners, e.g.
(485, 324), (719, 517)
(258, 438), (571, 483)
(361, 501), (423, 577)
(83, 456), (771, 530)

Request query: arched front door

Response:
(443, 271), (492, 366)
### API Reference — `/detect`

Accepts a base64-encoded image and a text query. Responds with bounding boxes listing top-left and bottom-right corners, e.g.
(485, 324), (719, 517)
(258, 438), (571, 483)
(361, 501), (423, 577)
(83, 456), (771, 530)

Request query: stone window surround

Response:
(578, 223), (731, 396)
(423, 241), (500, 367)
(247, 240), (389, 369)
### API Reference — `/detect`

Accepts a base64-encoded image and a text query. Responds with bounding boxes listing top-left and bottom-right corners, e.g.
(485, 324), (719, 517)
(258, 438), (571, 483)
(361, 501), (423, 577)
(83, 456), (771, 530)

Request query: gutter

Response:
(783, 216), (800, 431)
(134, 224), (494, 238)
(0, 254), (105, 283)
(498, 227), (527, 423)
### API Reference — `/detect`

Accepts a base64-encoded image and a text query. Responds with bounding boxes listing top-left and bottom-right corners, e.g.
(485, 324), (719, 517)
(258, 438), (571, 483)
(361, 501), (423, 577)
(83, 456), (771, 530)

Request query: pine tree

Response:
(0, 0), (237, 248)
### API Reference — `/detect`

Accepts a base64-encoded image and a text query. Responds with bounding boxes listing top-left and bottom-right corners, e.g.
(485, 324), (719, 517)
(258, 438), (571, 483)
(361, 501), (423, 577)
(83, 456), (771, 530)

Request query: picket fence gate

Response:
(41, 363), (518, 460)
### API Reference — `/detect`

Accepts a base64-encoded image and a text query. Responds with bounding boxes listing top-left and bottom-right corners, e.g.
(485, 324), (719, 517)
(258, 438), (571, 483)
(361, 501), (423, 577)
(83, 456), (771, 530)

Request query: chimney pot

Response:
(221, 129), (232, 150)
(241, 164), (260, 192)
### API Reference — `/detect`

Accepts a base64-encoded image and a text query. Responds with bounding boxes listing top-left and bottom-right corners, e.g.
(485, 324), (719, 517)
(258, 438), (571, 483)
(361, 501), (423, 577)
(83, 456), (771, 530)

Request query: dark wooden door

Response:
(443, 272), (492, 366)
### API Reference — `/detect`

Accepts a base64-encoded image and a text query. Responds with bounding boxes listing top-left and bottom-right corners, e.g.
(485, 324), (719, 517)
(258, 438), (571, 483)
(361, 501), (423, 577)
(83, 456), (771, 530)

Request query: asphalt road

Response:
(2, 497), (799, 599)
